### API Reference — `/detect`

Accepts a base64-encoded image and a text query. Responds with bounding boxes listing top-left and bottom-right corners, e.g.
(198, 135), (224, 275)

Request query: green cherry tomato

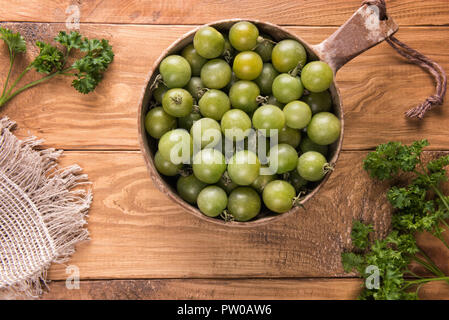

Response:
(229, 80), (260, 113)
(255, 63), (279, 95)
(301, 61), (334, 93)
(201, 59), (232, 89)
(221, 35), (235, 59)
(177, 174), (207, 204)
(229, 21), (259, 51)
(228, 150), (261, 186)
(225, 71), (239, 92)
(162, 88), (193, 117)
(193, 26), (225, 59)
(283, 100), (312, 129)
(182, 44), (207, 76)
(216, 172), (239, 194)
(252, 104), (285, 136)
(278, 126), (301, 148)
(301, 91), (332, 114)
(228, 187), (261, 221)
(300, 136), (328, 156)
(221, 109), (252, 141)
(263, 180), (296, 213)
(158, 129), (193, 165)
(268, 144), (299, 174)
(288, 170), (308, 192)
(255, 36), (274, 62)
(145, 107), (176, 139)
(192, 148), (227, 184)
(272, 73), (304, 104)
(185, 77), (205, 101)
(266, 95), (284, 109)
(153, 83), (167, 103)
(197, 186), (228, 217)
(251, 167), (277, 193)
(233, 51), (263, 80)
(307, 112), (341, 145)
(178, 111), (202, 131)
(198, 89), (231, 120)
(190, 117), (222, 149)
(272, 39), (307, 73)
(297, 151), (328, 182)
(159, 55), (192, 88)
(154, 150), (182, 176)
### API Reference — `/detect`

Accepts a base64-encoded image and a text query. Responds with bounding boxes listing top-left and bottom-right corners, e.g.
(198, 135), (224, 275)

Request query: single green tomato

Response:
(272, 39), (307, 73)
(192, 148), (227, 184)
(227, 187), (261, 221)
(162, 88), (193, 118)
(185, 77), (205, 101)
(233, 51), (263, 80)
(154, 150), (182, 176)
(252, 104), (285, 136)
(201, 59), (232, 89)
(190, 117), (222, 149)
(221, 109), (252, 141)
(178, 111), (202, 131)
(297, 151), (328, 182)
(301, 91), (332, 114)
(255, 63), (279, 95)
(227, 150), (261, 186)
(177, 174), (207, 204)
(262, 180), (296, 213)
(182, 44), (207, 76)
(193, 26), (225, 59)
(228, 21), (259, 51)
(268, 143), (299, 174)
(307, 112), (341, 145)
(229, 80), (260, 113)
(278, 126), (301, 148)
(272, 73), (304, 104)
(198, 89), (231, 120)
(159, 55), (191, 88)
(283, 100), (312, 129)
(301, 61), (334, 93)
(197, 186), (228, 217)
(158, 129), (193, 165)
(145, 107), (176, 139)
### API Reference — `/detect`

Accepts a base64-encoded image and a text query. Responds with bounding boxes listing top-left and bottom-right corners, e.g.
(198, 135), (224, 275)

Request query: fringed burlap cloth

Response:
(0, 117), (91, 298)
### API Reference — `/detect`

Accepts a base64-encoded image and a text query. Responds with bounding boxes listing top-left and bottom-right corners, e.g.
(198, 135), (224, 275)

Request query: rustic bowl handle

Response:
(312, 3), (398, 73)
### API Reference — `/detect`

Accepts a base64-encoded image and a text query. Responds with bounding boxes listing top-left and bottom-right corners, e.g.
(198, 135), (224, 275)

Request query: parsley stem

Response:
(4, 63), (33, 99)
(1, 55), (14, 99)
(410, 254), (445, 278)
(0, 71), (61, 106)
(406, 276), (449, 285)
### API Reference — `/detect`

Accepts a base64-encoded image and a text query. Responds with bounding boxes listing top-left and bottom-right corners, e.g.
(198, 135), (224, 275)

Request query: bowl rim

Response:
(137, 19), (345, 227)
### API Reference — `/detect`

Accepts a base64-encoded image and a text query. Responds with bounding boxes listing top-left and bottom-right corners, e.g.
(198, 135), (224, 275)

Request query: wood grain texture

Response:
(39, 278), (449, 300)
(1, 23), (448, 151)
(40, 150), (449, 280)
(1, 0), (448, 26)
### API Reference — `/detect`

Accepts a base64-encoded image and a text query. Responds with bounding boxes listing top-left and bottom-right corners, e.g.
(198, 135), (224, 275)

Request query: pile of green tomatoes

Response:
(145, 21), (341, 222)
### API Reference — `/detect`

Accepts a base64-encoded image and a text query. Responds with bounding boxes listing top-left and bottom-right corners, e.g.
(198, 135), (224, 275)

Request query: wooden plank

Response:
(39, 278), (449, 300)
(40, 150), (449, 280)
(1, 0), (449, 26)
(1, 24), (448, 151)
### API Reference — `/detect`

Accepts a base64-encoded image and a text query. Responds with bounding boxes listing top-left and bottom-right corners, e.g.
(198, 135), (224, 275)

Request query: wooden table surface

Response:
(1, 0), (449, 300)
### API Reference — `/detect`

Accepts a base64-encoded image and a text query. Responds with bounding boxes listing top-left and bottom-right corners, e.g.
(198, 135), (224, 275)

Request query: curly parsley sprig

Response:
(342, 140), (449, 300)
(0, 28), (114, 107)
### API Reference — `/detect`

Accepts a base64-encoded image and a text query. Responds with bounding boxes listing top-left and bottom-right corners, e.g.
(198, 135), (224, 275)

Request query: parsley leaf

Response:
(0, 27), (26, 56)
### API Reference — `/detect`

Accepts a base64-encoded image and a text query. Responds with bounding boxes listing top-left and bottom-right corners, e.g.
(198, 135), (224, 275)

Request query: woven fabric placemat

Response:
(0, 117), (91, 298)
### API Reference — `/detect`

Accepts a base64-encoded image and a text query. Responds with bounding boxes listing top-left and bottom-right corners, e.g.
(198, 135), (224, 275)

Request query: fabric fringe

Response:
(0, 116), (92, 299)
